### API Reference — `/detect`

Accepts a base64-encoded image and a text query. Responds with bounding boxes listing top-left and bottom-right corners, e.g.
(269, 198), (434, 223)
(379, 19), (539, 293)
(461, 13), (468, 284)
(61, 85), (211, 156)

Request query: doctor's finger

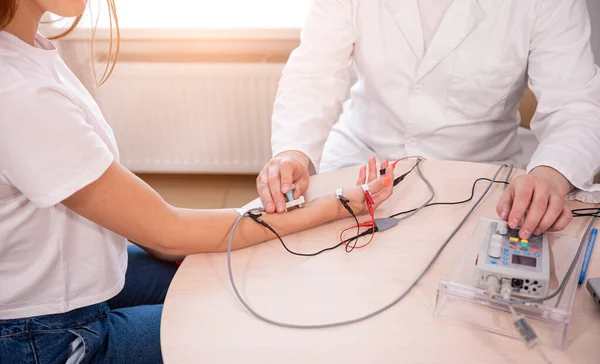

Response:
(533, 194), (564, 235)
(507, 182), (534, 229)
(496, 188), (514, 221)
(257, 174), (276, 213)
(519, 187), (549, 239)
(279, 160), (295, 194)
(267, 165), (286, 213)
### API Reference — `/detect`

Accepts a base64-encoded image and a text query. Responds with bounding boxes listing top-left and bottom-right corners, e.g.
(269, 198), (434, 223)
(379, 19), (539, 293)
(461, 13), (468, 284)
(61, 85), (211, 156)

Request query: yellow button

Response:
(509, 237), (519, 242)
(521, 239), (528, 244)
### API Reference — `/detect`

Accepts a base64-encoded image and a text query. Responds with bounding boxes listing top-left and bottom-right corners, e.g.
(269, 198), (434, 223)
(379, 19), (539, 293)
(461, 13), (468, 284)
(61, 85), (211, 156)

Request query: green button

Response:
(520, 242), (528, 247)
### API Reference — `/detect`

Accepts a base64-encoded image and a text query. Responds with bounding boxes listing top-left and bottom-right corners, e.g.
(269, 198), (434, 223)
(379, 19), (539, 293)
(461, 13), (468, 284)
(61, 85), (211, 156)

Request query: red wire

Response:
(340, 158), (421, 251)
(350, 233), (375, 249)
(340, 206), (376, 250)
(340, 224), (376, 249)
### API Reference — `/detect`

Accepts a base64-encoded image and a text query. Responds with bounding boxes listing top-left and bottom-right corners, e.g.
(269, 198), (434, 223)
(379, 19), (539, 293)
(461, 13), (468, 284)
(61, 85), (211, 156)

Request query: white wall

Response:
(589, 0), (600, 65)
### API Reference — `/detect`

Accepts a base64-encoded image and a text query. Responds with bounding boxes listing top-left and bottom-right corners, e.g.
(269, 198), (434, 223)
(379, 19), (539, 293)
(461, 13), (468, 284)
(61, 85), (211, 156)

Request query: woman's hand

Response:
(496, 166), (573, 239)
(257, 151), (310, 214)
(340, 157), (395, 216)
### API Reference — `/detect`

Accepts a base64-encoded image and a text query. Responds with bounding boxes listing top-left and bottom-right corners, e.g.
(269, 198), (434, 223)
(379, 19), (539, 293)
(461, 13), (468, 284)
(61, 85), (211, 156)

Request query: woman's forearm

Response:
(63, 161), (347, 258)
(164, 194), (344, 256)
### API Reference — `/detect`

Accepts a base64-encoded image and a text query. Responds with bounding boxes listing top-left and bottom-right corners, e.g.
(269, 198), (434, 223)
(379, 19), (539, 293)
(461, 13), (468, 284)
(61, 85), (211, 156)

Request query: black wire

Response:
(388, 178), (509, 218)
(248, 195), (370, 257)
(571, 207), (600, 218)
(381, 159), (422, 187)
(384, 179), (599, 221)
(344, 212), (362, 253)
(393, 160), (420, 187)
(334, 195), (363, 253)
(249, 212), (373, 257)
(336, 177), (509, 245)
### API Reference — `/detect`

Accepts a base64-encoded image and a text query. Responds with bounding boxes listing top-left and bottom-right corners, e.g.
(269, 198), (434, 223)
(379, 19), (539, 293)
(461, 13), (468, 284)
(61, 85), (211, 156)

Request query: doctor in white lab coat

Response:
(257, 0), (600, 239)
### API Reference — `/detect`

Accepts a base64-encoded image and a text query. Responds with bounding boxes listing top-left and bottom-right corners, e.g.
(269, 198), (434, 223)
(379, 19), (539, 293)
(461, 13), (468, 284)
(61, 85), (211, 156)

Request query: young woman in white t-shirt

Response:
(0, 1), (396, 363)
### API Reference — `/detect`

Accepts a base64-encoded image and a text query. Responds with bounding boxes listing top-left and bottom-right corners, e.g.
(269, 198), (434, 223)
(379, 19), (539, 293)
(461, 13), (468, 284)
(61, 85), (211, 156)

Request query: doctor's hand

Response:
(496, 166), (574, 240)
(257, 151), (310, 214)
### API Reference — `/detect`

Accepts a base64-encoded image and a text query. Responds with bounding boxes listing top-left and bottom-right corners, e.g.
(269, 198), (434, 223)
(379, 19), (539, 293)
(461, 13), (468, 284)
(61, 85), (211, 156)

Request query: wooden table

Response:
(161, 161), (600, 364)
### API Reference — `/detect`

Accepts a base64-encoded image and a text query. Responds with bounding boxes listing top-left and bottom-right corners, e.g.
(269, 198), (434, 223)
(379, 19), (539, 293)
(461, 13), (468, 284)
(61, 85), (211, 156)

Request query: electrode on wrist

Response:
(335, 187), (355, 217)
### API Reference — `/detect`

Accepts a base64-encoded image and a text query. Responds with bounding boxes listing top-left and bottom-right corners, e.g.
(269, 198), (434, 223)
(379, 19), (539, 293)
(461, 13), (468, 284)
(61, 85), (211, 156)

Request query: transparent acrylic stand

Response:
(434, 217), (583, 350)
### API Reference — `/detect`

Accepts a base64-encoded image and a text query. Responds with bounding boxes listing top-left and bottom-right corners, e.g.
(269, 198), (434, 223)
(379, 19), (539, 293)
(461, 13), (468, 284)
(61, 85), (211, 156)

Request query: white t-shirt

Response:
(0, 31), (127, 320)
(418, 0), (453, 50)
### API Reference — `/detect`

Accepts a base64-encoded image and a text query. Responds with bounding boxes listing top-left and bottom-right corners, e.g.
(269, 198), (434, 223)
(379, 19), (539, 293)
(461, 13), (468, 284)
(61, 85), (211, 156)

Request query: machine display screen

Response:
(512, 255), (537, 267)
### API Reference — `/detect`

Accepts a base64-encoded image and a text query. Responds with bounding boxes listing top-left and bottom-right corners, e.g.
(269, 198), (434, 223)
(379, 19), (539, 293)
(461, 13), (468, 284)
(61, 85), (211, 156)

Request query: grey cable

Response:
(508, 303), (518, 317)
(226, 163), (507, 329)
(508, 301), (553, 364)
(393, 160), (434, 223)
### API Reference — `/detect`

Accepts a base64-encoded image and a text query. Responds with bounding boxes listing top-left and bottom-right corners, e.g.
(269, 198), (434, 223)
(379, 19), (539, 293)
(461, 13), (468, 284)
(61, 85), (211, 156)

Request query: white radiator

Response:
(91, 62), (284, 174)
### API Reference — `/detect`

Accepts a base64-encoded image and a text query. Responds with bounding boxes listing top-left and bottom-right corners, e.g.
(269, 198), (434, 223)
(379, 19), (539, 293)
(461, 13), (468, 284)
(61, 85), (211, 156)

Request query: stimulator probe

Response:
(476, 220), (551, 298)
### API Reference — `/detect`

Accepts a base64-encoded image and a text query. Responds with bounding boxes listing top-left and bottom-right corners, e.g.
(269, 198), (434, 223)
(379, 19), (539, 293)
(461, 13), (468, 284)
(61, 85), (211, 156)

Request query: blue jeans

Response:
(0, 245), (178, 364)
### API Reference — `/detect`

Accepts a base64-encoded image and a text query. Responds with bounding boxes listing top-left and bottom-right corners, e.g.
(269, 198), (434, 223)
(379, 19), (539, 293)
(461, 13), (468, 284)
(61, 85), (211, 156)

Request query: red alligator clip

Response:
(364, 190), (375, 216)
(364, 190), (374, 207)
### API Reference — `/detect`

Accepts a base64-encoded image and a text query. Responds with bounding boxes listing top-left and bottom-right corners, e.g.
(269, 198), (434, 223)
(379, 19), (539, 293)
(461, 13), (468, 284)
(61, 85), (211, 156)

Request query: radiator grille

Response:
(93, 62), (283, 174)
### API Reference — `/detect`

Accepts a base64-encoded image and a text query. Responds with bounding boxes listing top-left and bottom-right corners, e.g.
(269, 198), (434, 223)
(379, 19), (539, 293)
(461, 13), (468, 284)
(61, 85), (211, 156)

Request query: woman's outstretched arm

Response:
(63, 159), (394, 257)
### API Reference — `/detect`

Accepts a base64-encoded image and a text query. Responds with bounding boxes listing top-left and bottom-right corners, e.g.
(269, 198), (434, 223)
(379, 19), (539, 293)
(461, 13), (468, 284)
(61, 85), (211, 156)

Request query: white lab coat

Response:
(271, 0), (600, 194)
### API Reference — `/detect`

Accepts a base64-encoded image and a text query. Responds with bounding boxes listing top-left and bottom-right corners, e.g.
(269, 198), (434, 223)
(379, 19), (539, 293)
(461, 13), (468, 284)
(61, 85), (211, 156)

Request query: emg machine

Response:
(476, 220), (551, 298)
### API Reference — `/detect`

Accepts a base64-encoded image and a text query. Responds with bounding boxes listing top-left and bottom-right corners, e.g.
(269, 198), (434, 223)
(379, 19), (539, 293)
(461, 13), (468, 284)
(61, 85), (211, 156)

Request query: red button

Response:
(531, 248), (539, 253)
(510, 245), (517, 250)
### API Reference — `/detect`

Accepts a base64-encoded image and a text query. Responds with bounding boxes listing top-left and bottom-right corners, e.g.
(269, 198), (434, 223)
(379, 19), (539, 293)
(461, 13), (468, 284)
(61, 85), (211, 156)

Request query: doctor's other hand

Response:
(257, 151), (310, 214)
(496, 166), (574, 240)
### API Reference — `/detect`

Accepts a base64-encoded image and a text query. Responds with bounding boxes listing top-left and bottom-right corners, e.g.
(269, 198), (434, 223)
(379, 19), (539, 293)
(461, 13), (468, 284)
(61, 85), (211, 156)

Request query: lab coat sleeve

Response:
(271, 0), (356, 173)
(526, 0), (600, 197)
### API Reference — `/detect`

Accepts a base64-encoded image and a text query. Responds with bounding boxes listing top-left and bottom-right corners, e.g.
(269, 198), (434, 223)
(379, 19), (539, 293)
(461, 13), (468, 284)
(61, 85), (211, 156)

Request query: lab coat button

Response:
(407, 138), (418, 146)
(412, 84), (423, 94)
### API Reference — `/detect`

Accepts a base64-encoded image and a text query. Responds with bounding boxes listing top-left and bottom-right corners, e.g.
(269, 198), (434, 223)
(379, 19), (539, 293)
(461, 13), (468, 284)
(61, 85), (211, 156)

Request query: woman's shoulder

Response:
(0, 74), (66, 108)
(0, 76), (85, 134)
(0, 56), (58, 100)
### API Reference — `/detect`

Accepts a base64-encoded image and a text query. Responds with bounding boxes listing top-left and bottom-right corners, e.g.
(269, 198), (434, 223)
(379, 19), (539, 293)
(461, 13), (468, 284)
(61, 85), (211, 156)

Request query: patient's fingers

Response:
(380, 159), (389, 174)
(370, 165), (395, 207)
(368, 157), (377, 182)
(356, 165), (367, 186)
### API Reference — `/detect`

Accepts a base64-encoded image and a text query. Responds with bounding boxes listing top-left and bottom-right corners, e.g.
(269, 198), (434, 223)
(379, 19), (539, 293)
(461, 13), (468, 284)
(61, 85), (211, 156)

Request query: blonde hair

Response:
(0, 0), (120, 87)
